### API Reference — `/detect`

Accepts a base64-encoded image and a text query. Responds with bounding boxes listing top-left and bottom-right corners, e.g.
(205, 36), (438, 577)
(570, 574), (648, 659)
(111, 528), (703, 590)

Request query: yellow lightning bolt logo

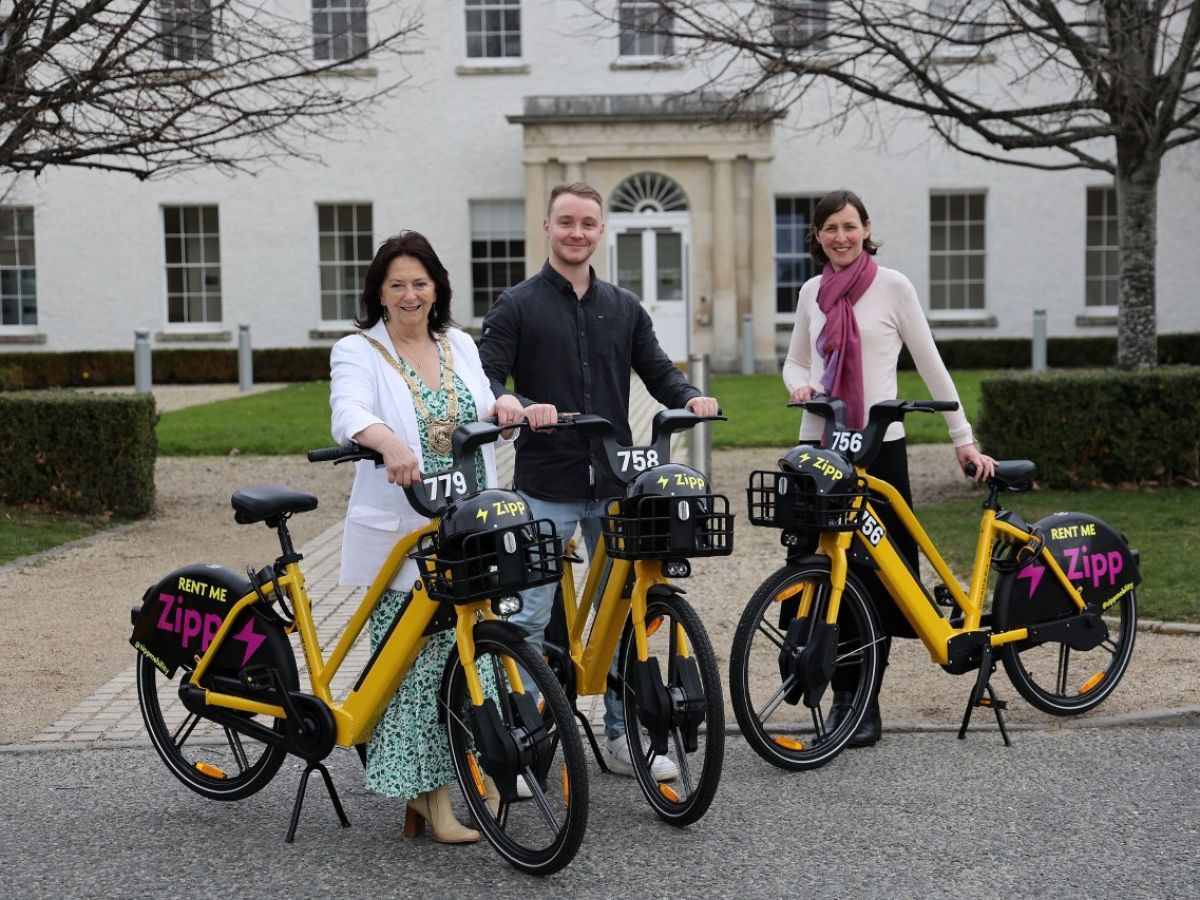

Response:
(798, 452), (811, 465)
(475, 508), (489, 523)
(657, 476), (669, 488)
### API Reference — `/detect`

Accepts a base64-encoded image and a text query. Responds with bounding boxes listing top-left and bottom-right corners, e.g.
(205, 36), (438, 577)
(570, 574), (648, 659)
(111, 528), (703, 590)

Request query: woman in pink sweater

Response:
(783, 189), (995, 746)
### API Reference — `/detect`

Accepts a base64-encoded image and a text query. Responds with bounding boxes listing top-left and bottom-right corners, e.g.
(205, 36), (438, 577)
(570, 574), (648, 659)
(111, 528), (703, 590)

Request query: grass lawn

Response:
(710, 370), (989, 447)
(156, 381), (333, 455)
(0, 505), (116, 565)
(919, 487), (1196, 622)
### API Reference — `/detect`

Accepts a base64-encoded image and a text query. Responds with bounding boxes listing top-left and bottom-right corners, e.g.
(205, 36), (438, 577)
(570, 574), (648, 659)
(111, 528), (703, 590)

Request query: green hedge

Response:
(0, 347), (331, 390)
(976, 367), (1200, 488)
(0, 391), (157, 517)
(897, 332), (1200, 370)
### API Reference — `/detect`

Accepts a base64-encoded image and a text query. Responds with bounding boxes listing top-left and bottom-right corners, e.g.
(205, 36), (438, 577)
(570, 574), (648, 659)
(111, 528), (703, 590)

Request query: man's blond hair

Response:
(547, 182), (604, 218)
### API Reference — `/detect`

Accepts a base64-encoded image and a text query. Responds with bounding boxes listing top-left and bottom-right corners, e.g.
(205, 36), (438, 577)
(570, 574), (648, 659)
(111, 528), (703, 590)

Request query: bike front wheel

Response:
(443, 627), (588, 876)
(616, 592), (724, 826)
(730, 563), (882, 771)
(136, 654), (291, 801)
(994, 580), (1138, 715)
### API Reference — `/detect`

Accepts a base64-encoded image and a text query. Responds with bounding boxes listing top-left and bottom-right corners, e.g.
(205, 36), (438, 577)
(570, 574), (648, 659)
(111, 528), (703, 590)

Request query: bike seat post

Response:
(269, 515), (299, 561)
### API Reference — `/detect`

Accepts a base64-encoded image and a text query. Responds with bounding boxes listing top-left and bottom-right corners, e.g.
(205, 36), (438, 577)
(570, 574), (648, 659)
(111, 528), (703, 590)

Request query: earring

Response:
(381, 307), (389, 322)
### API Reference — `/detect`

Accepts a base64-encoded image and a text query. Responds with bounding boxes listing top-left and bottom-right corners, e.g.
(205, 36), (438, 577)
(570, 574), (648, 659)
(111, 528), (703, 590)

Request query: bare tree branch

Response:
(0, 0), (423, 179)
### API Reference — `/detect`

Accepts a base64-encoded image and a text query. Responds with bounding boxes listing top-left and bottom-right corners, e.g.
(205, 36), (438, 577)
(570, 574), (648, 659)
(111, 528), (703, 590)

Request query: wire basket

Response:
(601, 493), (734, 560)
(412, 518), (563, 603)
(746, 470), (869, 533)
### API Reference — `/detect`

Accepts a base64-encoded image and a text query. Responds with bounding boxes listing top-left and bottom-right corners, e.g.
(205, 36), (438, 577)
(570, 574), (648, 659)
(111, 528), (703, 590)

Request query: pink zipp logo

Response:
(156, 592), (264, 664)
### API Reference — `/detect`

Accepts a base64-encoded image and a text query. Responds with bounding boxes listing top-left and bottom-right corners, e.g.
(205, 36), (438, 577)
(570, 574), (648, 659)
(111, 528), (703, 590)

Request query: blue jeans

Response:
(508, 494), (626, 740)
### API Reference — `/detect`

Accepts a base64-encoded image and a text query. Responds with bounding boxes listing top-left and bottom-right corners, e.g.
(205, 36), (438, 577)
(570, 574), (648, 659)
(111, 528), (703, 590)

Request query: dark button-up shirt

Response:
(479, 261), (700, 501)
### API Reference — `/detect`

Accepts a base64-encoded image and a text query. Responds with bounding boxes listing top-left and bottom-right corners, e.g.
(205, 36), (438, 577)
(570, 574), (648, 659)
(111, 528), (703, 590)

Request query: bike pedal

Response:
(933, 584), (955, 607)
(240, 664), (275, 692)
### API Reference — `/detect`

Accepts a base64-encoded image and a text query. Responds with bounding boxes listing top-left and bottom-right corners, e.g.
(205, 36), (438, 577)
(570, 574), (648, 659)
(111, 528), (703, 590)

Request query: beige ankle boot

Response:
(404, 785), (480, 844)
(483, 775), (500, 816)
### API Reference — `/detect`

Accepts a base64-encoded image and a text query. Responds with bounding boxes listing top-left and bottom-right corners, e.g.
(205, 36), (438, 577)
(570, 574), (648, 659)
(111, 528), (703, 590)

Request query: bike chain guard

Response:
(631, 657), (706, 756)
(469, 691), (555, 804)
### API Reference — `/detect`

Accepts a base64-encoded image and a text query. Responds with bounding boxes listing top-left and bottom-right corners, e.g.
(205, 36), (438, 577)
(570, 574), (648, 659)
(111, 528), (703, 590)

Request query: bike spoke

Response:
(171, 712), (201, 750)
(670, 727), (695, 797)
(224, 727), (250, 773)
(755, 618), (787, 651)
(756, 677), (795, 723)
(522, 766), (562, 834)
(1056, 644), (1071, 695)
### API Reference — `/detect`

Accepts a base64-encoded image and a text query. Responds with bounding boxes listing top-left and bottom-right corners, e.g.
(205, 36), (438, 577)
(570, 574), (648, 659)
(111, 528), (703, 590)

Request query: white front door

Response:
(608, 213), (690, 361)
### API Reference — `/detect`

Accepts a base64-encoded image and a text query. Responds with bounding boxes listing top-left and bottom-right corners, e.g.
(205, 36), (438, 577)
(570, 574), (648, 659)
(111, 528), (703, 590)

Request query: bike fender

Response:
(472, 619), (529, 646)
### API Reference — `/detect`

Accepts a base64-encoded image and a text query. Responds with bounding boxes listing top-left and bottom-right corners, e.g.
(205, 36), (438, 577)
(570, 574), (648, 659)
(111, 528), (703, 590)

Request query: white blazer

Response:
(330, 322), (500, 588)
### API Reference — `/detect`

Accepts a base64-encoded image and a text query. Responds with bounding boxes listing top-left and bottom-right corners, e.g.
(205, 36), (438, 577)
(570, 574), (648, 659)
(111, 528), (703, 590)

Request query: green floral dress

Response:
(364, 362), (489, 801)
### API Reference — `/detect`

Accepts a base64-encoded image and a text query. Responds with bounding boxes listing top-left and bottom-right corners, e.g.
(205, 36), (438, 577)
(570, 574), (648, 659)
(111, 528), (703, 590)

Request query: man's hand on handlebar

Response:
(686, 395), (720, 418)
(956, 443), (996, 483)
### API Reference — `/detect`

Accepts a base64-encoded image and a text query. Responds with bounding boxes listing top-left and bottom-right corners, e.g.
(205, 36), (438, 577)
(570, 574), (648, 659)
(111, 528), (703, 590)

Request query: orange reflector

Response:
(562, 763), (570, 807)
(772, 736), (805, 751)
(658, 783), (681, 803)
(1079, 671), (1105, 694)
(467, 753), (486, 798)
(774, 583), (806, 604)
(194, 762), (227, 779)
(646, 616), (663, 638)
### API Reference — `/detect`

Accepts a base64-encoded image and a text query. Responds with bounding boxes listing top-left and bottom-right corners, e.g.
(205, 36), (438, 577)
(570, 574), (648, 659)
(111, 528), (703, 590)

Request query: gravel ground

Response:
(1, 395), (1195, 744)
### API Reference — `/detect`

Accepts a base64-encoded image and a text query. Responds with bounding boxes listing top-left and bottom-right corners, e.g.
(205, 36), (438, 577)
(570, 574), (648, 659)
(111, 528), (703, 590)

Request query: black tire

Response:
(136, 654), (290, 801)
(994, 578), (1138, 715)
(730, 563), (881, 771)
(616, 593), (724, 826)
(443, 631), (588, 876)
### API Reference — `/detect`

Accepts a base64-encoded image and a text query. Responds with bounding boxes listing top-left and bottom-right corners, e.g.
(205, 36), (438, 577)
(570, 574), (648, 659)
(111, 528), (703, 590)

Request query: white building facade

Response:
(2, 1), (1198, 370)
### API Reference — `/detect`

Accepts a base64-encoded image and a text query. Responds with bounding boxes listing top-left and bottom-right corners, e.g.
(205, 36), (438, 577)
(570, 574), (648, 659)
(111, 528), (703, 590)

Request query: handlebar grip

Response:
(307, 444), (357, 463)
(964, 462), (977, 478)
(909, 400), (960, 412)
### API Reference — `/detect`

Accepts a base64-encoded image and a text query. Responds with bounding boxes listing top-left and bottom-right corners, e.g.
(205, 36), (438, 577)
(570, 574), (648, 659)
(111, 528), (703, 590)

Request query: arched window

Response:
(609, 173), (688, 214)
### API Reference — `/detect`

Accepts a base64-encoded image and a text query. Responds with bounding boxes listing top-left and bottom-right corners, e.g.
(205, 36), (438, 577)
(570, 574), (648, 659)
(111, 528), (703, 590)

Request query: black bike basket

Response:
(746, 470), (869, 532)
(601, 493), (734, 560)
(412, 518), (562, 603)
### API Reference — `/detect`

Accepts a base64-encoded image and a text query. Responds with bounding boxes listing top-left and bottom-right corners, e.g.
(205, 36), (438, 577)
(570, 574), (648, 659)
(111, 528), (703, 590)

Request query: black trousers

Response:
(832, 437), (918, 692)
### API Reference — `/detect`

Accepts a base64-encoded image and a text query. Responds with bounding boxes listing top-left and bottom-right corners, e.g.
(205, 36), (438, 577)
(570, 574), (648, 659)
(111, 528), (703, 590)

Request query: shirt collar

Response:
(540, 260), (596, 301)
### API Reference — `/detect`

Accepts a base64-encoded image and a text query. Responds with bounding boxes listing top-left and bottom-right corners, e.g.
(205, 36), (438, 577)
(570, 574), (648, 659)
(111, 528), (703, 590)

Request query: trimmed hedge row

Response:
(897, 332), (1200, 370)
(976, 367), (1200, 488)
(0, 347), (332, 390)
(0, 391), (157, 517)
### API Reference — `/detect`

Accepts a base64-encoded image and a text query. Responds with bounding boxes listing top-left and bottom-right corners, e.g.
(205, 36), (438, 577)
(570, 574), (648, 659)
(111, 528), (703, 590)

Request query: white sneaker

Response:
(603, 735), (679, 782)
(515, 774), (532, 799)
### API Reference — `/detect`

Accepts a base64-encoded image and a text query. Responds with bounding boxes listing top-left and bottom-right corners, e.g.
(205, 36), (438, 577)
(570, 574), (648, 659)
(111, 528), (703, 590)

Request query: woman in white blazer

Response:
(330, 231), (505, 844)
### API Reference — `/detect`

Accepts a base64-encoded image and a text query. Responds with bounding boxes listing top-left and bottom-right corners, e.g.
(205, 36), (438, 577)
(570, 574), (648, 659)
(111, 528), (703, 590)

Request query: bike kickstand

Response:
(957, 643), (1012, 747)
(286, 760), (351, 843)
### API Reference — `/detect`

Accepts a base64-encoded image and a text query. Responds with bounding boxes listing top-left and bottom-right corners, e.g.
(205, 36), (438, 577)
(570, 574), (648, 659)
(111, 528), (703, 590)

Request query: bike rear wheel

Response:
(136, 654), (291, 800)
(616, 592), (724, 826)
(443, 629), (588, 876)
(730, 563), (881, 771)
(995, 583), (1138, 715)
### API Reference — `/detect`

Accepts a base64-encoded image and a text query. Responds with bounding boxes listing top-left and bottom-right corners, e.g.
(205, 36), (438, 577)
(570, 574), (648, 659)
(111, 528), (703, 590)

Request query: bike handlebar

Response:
(792, 395), (959, 468)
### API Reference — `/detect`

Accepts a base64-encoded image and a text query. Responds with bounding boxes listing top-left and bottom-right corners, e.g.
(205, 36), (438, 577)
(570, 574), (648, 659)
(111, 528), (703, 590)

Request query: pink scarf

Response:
(815, 252), (878, 430)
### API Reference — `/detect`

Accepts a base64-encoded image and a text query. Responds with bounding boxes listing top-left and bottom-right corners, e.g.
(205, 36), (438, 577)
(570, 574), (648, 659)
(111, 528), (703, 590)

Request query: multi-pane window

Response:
(465, 0), (522, 59)
(772, 1), (832, 53)
(927, 0), (987, 43)
(929, 192), (986, 311)
(0, 207), (37, 327)
(470, 200), (524, 319)
(163, 206), (222, 324)
(318, 204), (374, 322)
(1085, 186), (1119, 308)
(313, 0), (368, 61)
(619, 1), (673, 57)
(157, 0), (213, 62)
(775, 196), (821, 315)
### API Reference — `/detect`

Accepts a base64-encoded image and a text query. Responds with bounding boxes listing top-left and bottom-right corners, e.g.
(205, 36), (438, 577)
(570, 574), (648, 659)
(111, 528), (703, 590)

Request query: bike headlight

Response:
(493, 594), (523, 617)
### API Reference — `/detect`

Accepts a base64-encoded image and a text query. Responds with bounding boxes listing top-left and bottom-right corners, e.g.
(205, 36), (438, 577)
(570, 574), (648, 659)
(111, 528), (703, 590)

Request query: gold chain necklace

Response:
(361, 333), (459, 455)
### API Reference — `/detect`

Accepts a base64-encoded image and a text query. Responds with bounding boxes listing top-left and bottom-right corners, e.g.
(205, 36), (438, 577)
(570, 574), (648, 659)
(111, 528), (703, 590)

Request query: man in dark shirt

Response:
(479, 182), (718, 783)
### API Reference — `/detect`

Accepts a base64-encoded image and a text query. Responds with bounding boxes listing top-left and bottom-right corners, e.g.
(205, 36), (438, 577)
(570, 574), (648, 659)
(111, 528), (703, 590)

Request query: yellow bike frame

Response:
(185, 521), (524, 746)
(812, 470), (1085, 666)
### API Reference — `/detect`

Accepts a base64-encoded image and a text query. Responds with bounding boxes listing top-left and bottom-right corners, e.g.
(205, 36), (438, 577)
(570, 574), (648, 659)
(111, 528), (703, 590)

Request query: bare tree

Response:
(0, 1), (422, 180)
(594, 1), (1200, 369)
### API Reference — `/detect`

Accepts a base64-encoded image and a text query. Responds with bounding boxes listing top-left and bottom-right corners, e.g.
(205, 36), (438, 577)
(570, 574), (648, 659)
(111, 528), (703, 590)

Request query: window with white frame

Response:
(1085, 186), (1119, 308)
(313, 0), (368, 61)
(775, 196), (822, 315)
(470, 200), (525, 319)
(0, 207), (36, 327)
(772, 1), (832, 53)
(927, 0), (987, 44)
(618, 1), (673, 57)
(318, 204), (374, 322)
(157, 0), (213, 62)
(929, 192), (986, 311)
(163, 206), (222, 324)
(465, 0), (522, 59)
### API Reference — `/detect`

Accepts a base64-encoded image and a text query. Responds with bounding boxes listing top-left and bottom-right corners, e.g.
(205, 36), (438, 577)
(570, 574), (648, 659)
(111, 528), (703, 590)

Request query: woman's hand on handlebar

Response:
(685, 395), (720, 418)
(492, 395), (559, 432)
(789, 385), (816, 404)
(956, 443), (996, 483)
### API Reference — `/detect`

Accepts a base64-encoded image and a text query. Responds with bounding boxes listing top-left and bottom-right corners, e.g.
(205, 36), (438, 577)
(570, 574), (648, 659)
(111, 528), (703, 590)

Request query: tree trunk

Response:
(1114, 154), (1160, 370)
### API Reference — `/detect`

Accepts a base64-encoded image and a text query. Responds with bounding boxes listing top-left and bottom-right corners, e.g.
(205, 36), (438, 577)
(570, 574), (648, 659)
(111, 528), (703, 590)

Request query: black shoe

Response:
(847, 698), (882, 748)
(824, 691), (855, 735)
